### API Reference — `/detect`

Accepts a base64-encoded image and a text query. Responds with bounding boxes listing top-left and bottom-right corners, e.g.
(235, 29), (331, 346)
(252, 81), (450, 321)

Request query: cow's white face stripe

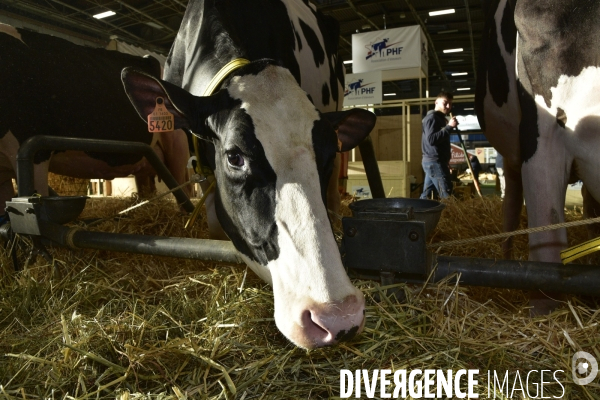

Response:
(226, 65), (359, 329)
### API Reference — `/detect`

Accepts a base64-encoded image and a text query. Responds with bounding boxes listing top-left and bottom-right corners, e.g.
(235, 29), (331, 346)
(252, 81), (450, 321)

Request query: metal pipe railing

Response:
(40, 220), (244, 265)
(432, 255), (600, 296)
(30, 219), (600, 296)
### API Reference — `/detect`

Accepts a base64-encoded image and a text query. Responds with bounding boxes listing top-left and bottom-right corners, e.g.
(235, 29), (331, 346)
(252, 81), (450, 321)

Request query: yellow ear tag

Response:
(148, 97), (174, 133)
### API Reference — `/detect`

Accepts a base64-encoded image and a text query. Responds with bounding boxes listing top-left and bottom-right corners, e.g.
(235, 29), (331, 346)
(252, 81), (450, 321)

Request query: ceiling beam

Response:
(47, 0), (147, 42)
(345, 0), (380, 30)
(0, 8), (105, 46)
(113, 0), (176, 34)
(463, 0), (477, 80)
(399, 0), (450, 87)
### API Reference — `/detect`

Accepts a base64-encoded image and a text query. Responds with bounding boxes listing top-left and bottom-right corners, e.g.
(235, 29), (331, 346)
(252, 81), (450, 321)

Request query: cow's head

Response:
(122, 60), (376, 349)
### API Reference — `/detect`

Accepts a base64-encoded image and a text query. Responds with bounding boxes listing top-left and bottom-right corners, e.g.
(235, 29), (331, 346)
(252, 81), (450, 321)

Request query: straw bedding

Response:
(0, 194), (598, 399)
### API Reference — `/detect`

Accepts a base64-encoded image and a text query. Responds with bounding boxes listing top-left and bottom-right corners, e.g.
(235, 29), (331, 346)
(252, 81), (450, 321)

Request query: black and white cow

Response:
(122, 0), (376, 349)
(475, 0), (523, 259)
(0, 24), (190, 218)
(476, 0), (600, 265)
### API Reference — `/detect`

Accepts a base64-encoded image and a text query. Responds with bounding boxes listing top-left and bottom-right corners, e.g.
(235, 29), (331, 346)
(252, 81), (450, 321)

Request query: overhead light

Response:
(343, 60), (353, 64)
(438, 29), (458, 34)
(145, 21), (163, 30)
(384, 93), (397, 96)
(464, 108), (474, 110)
(93, 10), (116, 19)
(443, 48), (463, 53)
(448, 59), (464, 63)
(429, 9), (455, 16)
(451, 72), (468, 76)
(456, 88), (471, 91)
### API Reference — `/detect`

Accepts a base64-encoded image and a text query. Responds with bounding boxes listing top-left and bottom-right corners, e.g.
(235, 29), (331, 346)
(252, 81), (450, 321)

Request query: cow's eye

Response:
(226, 151), (245, 167)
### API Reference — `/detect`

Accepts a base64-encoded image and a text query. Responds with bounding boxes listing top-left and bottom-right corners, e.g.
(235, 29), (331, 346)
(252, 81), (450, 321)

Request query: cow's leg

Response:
(0, 178), (14, 216)
(568, 114), (600, 264)
(135, 143), (164, 197)
(0, 156), (16, 217)
(160, 130), (191, 198)
(1, 132), (50, 198)
(501, 162), (523, 259)
(134, 175), (156, 197)
(1, 133), (18, 216)
(521, 131), (569, 315)
(522, 138), (568, 263)
(582, 184), (600, 264)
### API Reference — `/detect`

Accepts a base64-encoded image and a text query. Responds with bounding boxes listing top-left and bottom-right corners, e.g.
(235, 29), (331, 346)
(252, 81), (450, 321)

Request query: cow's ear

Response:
(322, 109), (377, 152)
(121, 67), (222, 140)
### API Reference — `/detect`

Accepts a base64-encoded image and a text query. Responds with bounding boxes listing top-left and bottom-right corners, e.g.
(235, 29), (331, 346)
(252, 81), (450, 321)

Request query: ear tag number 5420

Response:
(148, 97), (174, 132)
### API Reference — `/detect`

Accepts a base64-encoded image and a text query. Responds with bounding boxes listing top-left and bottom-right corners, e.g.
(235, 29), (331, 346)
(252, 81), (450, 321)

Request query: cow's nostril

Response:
(295, 295), (365, 348)
(304, 310), (329, 335)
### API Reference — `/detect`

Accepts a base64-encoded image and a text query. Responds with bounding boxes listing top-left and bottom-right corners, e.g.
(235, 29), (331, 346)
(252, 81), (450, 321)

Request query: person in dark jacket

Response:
(420, 91), (458, 199)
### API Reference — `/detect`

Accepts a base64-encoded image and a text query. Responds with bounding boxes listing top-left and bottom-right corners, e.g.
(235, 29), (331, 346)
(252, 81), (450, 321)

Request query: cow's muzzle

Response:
(292, 293), (366, 349)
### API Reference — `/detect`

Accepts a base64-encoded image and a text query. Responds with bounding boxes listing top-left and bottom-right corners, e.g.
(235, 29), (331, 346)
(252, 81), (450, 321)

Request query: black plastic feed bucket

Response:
(349, 198), (445, 238)
(40, 196), (89, 225)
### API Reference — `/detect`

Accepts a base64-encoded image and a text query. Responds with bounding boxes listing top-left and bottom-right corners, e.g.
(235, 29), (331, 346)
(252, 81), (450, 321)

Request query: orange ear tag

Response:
(147, 97), (174, 133)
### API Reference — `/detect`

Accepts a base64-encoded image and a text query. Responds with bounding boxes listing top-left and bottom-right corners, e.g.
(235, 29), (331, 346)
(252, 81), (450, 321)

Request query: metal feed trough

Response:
(2, 136), (600, 296)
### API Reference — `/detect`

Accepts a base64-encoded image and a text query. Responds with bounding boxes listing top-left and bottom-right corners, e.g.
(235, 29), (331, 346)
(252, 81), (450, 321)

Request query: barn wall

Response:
(347, 160), (411, 198)
(347, 114), (424, 197)
(352, 114), (424, 194)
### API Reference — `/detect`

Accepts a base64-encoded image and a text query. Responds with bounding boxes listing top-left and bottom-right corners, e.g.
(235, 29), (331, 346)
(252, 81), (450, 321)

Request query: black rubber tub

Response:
(39, 196), (89, 225)
(349, 198), (445, 237)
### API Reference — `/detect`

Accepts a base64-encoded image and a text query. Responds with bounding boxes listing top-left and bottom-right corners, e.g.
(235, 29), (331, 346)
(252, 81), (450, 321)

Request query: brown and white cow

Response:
(0, 24), (190, 219)
(122, 0), (376, 349)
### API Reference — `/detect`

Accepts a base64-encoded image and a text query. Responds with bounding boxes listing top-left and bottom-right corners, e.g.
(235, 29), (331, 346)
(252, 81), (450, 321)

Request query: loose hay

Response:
(48, 173), (90, 196)
(1, 195), (599, 399)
